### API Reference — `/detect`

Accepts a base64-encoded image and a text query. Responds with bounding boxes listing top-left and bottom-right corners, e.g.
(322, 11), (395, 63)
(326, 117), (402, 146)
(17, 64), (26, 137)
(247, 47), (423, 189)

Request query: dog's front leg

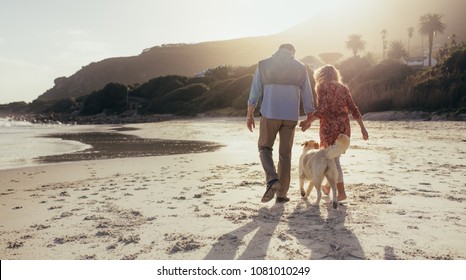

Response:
(305, 181), (313, 199)
(315, 185), (322, 205)
(314, 177), (323, 206)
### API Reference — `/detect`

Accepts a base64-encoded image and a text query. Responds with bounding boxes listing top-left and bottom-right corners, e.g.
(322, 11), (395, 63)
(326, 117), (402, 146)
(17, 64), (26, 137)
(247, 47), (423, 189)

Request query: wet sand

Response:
(37, 129), (223, 163)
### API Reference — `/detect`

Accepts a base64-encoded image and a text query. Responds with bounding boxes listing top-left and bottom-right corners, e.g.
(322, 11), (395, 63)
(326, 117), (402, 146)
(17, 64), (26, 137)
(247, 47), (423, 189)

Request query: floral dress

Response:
(313, 82), (362, 148)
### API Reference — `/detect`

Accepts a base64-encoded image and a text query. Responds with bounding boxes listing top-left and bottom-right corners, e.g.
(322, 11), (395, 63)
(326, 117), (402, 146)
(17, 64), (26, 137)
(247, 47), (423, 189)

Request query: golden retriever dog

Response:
(298, 134), (350, 209)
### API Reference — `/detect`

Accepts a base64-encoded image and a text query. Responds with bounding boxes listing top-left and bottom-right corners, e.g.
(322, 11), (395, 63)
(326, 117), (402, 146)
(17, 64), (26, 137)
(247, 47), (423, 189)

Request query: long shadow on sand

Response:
(287, 199), (365, 260)
(204, 204), (284, 260)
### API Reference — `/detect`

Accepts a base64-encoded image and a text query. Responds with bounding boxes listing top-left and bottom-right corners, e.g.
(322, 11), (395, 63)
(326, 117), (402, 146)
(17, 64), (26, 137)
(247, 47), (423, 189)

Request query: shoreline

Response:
(0, 118), (465, 260)
(1, 109), (465, 127)
(362, 110), (466, 121)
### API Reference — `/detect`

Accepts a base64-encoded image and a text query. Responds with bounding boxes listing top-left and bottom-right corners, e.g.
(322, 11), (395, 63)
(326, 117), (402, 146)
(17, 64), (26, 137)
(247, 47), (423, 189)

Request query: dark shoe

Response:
(261, 179), (280, 203)
(275, 197), (290, 203)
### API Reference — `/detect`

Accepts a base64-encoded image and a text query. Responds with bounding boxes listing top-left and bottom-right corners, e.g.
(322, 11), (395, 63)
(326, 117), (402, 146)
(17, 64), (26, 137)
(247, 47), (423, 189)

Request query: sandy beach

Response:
(0, 117), (465, 260)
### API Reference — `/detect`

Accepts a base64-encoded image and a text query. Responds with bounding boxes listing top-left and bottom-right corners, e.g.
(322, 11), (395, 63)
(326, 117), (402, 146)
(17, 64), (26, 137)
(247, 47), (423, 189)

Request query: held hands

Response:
(299, 120), (311, 132)
(300, 113), (318, 132)
(248, 115), (317, 132)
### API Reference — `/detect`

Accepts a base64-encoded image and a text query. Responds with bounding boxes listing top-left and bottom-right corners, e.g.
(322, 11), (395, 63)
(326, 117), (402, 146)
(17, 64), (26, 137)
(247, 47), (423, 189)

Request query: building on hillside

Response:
(403, 56), (438, 68)
(300, 56), (324, 70)
(127, 96), (149, 111)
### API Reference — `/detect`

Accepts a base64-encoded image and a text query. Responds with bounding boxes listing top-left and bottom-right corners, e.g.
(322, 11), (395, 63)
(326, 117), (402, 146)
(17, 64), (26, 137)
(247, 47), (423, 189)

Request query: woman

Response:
(300, 64), (369, 201)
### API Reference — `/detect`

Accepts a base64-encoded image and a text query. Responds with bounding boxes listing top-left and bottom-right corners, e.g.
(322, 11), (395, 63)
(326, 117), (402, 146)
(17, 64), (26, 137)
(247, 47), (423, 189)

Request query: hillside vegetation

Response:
(349, 45), (465, 114)
(1, 46), (464, 122)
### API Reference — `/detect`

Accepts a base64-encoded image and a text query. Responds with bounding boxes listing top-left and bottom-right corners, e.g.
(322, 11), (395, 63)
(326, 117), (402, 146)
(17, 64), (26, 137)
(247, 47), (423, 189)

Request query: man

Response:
(246, 43), (315, 203)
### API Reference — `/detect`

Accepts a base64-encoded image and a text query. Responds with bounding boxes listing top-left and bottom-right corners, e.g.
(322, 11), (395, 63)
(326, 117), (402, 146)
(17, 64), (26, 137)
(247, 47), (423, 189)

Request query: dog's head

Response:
(301, 140), (320, 150)
(335, 134), (350, 151)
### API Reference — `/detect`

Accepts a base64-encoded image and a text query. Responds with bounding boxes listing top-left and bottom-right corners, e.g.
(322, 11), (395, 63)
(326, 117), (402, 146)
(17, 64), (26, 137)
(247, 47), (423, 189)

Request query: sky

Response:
(1, 0), (351, 104)
(2, 0), (459, 105)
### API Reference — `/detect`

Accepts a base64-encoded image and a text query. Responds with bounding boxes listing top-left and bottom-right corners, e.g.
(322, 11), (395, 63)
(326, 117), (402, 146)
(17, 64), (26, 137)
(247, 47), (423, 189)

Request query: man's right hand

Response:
(299, 120), (311, 132)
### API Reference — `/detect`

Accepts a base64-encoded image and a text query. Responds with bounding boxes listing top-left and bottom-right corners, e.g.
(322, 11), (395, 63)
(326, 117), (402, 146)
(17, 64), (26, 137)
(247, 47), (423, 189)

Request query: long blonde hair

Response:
(314, 64), (342, 88)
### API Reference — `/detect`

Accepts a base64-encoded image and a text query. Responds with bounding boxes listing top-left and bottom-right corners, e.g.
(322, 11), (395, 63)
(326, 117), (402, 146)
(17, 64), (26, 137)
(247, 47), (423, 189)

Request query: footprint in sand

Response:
(7, 241), (24, 249)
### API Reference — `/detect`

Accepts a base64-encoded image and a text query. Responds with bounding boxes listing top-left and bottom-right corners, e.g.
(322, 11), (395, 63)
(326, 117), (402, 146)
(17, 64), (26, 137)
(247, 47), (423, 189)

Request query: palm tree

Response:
(346, 34), (366, 57)
(387, 40), (407, 60)
(418, 13), (446, 66)
(380, 29), (388, 60)
(407, 27), (414, 58)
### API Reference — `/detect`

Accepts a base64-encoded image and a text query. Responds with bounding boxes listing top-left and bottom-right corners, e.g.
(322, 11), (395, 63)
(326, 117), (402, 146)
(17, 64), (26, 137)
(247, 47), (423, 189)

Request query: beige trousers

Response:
(258, 117), (297, 197)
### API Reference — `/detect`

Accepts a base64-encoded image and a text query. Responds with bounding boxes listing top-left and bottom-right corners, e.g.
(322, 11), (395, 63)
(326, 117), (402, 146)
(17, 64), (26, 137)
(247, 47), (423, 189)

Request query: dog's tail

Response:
(325, 134), (350, 159)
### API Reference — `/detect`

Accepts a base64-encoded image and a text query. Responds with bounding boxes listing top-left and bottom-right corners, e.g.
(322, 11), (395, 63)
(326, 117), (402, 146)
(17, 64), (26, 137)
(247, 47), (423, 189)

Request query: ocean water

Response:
(2, 116), (465, 172)
(0, 117), (91, 170)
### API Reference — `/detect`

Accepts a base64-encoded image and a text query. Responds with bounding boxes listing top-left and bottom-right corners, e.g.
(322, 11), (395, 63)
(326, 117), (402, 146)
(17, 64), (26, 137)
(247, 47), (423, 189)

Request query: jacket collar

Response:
(274, 48), (294, 58)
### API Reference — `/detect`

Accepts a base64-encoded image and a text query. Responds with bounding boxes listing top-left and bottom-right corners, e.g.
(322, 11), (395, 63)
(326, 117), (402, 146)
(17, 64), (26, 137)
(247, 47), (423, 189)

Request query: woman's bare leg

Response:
(337, 182), (347, 201)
